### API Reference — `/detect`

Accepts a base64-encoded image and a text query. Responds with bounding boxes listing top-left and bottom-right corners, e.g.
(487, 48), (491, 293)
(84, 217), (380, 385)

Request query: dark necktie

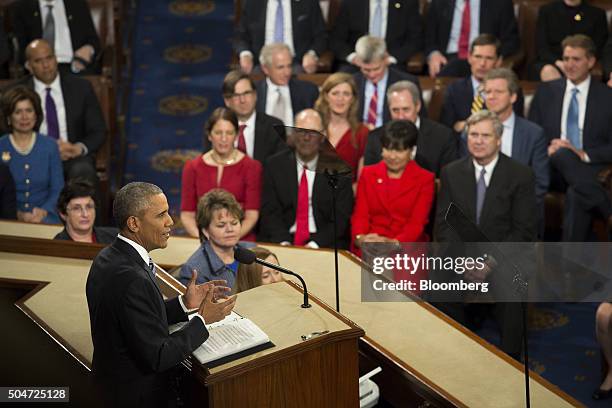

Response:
(45, 88), (60, 140)
(43, 4), (55, 50)
(294, 165), (309, 246)
(566, 88), (581, 149)
(148, 259), (156, 279)
(237, 124), (247, 154)
(476, 167), (487, 225)
(458, 0), (471, 59)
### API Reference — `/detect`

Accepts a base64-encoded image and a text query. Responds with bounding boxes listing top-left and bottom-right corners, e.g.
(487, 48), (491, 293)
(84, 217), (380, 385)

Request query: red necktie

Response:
(458, 0), (471, 59)
(367, 84), (378, 127)
(237, 124), (247, 154)
(293, 165), (309, 246)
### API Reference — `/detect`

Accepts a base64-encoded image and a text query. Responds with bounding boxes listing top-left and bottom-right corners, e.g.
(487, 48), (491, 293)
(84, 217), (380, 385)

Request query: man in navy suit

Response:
(440, 34), (523, 136)
(329, 0), (423, 71)
(483, 68), (549, 235)
(235, 0), (327, 74)
(352, 35), (425, 130)
(529, 34), (612, 241)
(255, 43), (319, 127)
(425, 0), (519, 78)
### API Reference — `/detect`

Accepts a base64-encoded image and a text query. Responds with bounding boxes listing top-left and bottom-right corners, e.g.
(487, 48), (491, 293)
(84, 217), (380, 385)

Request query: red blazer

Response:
(351, 160), (435, 250)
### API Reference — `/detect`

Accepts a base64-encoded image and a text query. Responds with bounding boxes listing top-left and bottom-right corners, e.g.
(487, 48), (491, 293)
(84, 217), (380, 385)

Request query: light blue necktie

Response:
(476, 168), (487, 225)
(566, 88), (581, 149)
(274, 0), (284, 43)
(370, 0), (383, 38)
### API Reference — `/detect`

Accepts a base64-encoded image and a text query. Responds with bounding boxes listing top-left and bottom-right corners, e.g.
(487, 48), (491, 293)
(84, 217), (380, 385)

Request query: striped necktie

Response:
(471, 91), (484, 114)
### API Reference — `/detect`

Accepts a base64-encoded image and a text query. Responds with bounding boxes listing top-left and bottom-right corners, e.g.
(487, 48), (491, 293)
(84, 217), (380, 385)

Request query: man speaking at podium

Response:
(86, 182), (236, 407)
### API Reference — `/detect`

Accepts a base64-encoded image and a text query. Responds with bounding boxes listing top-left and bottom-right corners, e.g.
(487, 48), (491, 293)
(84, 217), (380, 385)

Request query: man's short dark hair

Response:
(222, 70), (255, 98)
(57, 179), (97, 218)
(113, 182), (163, 230)
(562, 34), (597, 58)
(470, 34), (501, 57)
(381, 120), (418, 151)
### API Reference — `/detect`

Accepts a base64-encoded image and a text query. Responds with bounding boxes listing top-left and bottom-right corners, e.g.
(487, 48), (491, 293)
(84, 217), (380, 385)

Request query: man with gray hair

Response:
(87, 182), (236, 406)
(435, 109), (536, 360)
(352, 35), (425, 129)
(363, 80), (457, 176)
(255, 43), (319, 126)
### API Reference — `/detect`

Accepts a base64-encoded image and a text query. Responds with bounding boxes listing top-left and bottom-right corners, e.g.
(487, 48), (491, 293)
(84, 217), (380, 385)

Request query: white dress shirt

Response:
(362, 69), (389, 128)
(264, 0), (295, 55)
(39, 0), (74, 63)
(237, 111), (256, 158)
(265, 77), (294, 126)
(473, 153), (499, 187)
(446, 0), (480, 55)
(34, 75), (68, 141)
(289, 155), (319, 245)
(560, 76), (590, 148)
(500, 112), (515, 157)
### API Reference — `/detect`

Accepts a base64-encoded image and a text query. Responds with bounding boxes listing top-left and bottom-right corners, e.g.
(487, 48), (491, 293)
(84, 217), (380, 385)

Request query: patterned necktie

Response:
(272, 88), (286, 122)
(370, 0), (383, 38)
(458, 0), (471, 59)
(476, 167), (487, 225)
(274, 0), (284, 43)
(237, 124), (247, 154)
(45, 88), (60, 140)
(148, 259), (156, 279)
(367, 83), (378, 127)
(471, 90), (484, 114)
(566, 88), (581, 149)
(43, 4), (55, 50)
(294, 165), (309, 246)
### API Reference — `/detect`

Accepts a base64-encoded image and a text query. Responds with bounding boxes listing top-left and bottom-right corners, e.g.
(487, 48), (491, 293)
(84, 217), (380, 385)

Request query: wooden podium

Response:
(188, 282), (365, 407)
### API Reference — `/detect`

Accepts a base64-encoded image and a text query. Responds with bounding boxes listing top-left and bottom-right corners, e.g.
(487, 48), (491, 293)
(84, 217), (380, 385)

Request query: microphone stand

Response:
(324, 169), (341, 313)
(255, 257), (311, 309)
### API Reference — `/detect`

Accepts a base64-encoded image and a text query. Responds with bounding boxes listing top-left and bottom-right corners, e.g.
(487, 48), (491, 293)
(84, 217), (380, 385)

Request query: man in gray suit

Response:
(483, 68), (549, 234)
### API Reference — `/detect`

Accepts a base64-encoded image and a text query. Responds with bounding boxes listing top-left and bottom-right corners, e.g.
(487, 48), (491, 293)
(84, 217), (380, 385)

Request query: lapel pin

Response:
(574, 14), (581, 22)
(395, 2), (401, 8)
(377, 178), (383, 184)
(2, 151), (10, 162)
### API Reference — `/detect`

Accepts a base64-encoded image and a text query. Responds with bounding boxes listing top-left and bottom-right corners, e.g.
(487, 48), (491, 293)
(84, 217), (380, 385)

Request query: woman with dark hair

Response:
(178, 189), (244, 287)
(54, 179), (118, 243)
(315, 72), (368, 180)
(234, 246), (283, 293)
(180, 107), (262, 240)
(0, 85), (63, 224)
(351, 120), (434, 255)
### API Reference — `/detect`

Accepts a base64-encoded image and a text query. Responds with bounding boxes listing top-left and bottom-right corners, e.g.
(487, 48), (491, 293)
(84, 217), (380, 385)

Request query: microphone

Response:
(234, 247), (311, 308)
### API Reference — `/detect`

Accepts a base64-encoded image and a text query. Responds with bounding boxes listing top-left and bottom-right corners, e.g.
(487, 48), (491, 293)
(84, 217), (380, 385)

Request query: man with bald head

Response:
(260, 109), (353, 249)
(12, 39), (106, 186)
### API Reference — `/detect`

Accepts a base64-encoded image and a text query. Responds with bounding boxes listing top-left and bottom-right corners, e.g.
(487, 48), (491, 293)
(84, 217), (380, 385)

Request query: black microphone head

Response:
(234, 246), (256, 265)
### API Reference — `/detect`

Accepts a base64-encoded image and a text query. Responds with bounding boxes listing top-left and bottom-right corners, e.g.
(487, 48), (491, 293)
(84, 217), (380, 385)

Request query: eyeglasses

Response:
(66, 204), (96, 214)
(229, 90), (255, 99)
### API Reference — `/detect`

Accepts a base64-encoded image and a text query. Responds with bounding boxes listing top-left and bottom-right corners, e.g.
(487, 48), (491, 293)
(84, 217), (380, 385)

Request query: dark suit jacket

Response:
(535, 0), (608, 65)
(86, 238), (208, 407)
(434, 154), (536, 243)
(259, 150), (353, 248)
(424, 0), (519, 57)
(511, 116), (549, 206)
(440, 76), (525, 131)
(0, 162), (16, 219)
(330, 0), (423, 66)
(15, 73), (107, 155)
(203, 112), (285, 164)
(54, 226), (118, 244)
(255, 78), (319, 118)
(363, 118), (458, 177)
(354, 67), (426, 123)
(604, 37), (612, 80)
(528, 77), (612, 165)
(235, 0), (327, 62)
(11, 0), (100, 63)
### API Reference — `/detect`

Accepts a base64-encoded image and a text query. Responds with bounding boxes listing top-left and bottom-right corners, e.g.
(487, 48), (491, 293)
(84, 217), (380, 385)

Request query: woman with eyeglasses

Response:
(54, 179), (118, 243)
(0, 86), (63, 224)
(180, 107), (262, 241)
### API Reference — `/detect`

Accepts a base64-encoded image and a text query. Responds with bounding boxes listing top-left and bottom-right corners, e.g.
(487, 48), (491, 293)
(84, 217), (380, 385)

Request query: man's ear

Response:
(59, 212), (67, 222)
(126, 215), (140, 233)
(24, 61), (32, 74)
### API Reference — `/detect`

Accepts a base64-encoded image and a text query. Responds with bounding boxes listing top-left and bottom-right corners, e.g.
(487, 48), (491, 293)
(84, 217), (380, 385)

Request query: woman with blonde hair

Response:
(315, 72), (368, 180)
(234, 246), (283, 293)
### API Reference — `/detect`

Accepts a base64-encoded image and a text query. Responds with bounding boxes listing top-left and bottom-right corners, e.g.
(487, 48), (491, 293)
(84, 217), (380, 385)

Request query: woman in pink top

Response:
(180, 108), (262, 241)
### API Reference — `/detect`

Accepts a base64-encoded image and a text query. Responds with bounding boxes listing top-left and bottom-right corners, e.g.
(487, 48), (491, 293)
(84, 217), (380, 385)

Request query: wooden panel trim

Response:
(0, 235), (104, 260)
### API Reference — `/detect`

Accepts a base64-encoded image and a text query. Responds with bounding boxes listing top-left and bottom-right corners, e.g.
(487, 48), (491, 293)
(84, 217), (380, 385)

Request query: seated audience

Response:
(0, 86), (63, 224)
(594, 302), (612, 400)
(352, 35), (425, 130)
(218, 70), (285, 164)
(0, 162), (16, 219)
(12, 39), (107, 187)
(440, 34), (524, 136)
(363, 80), (457, 177)
(352, 120), (434, 255)
(11, 0), (101, 74)
(314, 72), (369, 180)
(235, 0), (326, 74)
(425, 0), (519, 78)
(234, 246), (283, 293)
(54, 179), (118, 243)
(259, 109), (353, 249)
(528, 34), (612, 241)
(329, 0), (423, 72)
(178, 189), (243, 287)
(181, 107), (262, 240)
(255, 43), (319, 126)
(533, 0), (609, 81)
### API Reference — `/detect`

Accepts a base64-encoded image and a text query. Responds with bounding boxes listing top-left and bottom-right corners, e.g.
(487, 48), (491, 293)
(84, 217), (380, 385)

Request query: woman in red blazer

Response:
(352, 120), (435, 256)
